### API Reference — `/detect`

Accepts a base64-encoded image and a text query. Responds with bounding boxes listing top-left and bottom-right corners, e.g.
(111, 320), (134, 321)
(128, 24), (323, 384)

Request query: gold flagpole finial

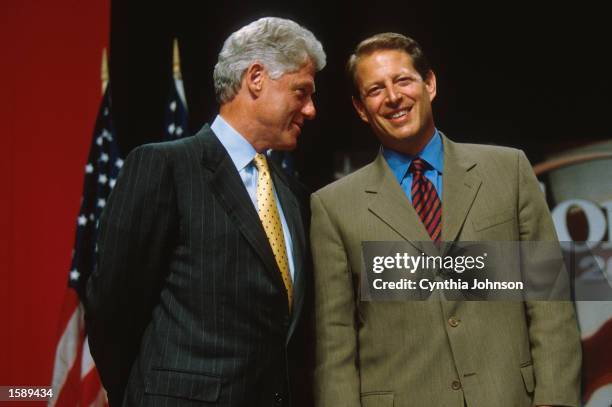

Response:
(172, 38), (182, 80)
(101, 48), (109, 94)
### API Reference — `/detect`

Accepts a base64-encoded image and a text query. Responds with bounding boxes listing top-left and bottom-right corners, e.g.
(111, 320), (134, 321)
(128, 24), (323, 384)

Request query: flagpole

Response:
(172, 38), (181, 80)
(171, 38), (187, 110)
(101, 48), (108, 94)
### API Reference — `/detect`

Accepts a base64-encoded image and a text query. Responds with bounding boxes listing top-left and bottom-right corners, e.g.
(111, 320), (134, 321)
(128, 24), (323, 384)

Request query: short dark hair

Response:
(347, 32), (431, 98)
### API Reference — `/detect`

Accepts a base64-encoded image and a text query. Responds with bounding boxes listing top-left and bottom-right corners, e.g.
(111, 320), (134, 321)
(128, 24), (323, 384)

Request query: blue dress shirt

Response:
(382, 129), (444, 203)
(211, 115), (295, 281)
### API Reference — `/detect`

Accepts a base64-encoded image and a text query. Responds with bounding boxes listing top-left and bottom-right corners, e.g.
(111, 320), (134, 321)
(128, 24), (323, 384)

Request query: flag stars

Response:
(109, 178), (116, 188)
(169, 100), (177, 112)
(168, 123), (176, 134)
(115, 158), (124, 168)
(78, 215), (87, 226)
(62, 93), (117, 354)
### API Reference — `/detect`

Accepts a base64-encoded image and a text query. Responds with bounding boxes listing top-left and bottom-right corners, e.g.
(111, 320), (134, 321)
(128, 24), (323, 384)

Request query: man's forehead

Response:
(356, 50), (417, 81)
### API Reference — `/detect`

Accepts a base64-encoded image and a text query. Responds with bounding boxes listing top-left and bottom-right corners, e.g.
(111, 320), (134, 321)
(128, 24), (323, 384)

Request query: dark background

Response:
(109, 1), (611, 190)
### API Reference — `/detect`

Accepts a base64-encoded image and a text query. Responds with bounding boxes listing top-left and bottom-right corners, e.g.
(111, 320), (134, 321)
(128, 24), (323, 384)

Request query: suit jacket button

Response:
(451, 380), (462, 390)
(274, 392), (283, 404)
(448, 317), (460, 327)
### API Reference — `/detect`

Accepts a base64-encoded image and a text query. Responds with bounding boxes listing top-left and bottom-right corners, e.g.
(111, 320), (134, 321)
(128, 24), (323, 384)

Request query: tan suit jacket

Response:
(310, 134), (581, 407)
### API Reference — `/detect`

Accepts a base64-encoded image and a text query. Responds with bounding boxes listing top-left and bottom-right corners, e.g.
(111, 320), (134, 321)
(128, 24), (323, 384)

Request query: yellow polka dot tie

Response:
(253, 153), (293, 310)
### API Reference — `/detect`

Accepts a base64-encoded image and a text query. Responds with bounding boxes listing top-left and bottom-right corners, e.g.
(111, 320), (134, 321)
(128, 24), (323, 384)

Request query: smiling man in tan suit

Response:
(310, 33), (581, 407)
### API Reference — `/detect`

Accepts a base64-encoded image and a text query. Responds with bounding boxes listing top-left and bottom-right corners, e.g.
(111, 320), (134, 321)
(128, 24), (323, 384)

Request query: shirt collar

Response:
(382, 128), (444, 184)
(211, 114), (257, 172)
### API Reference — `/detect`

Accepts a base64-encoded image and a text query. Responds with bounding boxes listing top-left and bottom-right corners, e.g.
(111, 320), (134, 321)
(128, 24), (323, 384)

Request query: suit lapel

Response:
(198, 126), (288, 304)
(269, 163), (306, 342)
(367, 134), (482, 255)
(441, 135), (482, 245)
(367, 153), (438, 257)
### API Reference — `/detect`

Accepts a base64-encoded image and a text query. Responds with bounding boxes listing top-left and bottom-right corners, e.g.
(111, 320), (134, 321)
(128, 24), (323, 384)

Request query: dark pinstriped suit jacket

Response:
(85, 125), (312, 407)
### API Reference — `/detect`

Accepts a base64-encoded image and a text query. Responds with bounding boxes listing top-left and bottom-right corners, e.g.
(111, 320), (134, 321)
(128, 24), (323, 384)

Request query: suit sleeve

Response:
(310, 193), (361, 406)
(517, 150), (582, 407)
(85, 145), (177, 406)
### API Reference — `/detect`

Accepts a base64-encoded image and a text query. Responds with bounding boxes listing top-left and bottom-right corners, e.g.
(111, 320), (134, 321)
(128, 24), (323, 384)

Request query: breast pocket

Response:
(472, 208), (515, 232)
(520, 363), (535, 394)
(145, 367), (221, 402)
(361, 391), (394, 407)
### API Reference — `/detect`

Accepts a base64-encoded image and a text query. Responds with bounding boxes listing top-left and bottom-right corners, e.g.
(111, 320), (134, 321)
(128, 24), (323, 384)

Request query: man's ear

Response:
(245, 62), (265, 97)
(424, 70), (437, 102)
(352, 96), (370, 123)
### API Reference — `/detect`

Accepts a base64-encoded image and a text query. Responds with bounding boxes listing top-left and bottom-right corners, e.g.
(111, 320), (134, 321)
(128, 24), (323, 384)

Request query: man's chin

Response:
(270, 143), (297, 152)
(278, 134), (299, 151)
(376, 133), (428, 154)
(281, 143), (298, 151)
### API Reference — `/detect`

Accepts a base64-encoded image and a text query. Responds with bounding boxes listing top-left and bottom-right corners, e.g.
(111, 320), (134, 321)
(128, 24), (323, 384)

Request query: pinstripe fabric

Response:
(85, 125), (311, 407)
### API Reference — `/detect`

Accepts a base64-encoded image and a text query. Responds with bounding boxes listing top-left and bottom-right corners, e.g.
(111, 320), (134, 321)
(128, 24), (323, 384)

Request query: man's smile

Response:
(384, 105), (413, 123)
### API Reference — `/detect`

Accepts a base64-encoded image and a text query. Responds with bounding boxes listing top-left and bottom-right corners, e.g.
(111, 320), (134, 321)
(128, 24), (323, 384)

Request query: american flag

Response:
(164, 77), (189, 139)
(51, 42), (191, 405)
(164, 39), (189, 140)
(50, 86), (119, 406)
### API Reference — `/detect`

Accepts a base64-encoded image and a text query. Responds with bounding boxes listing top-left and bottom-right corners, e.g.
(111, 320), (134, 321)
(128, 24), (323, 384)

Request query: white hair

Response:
(213, 17), (326, 103)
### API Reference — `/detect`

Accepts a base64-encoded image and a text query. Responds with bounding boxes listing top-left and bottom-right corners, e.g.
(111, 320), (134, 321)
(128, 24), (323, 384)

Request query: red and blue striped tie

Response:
(410, 157), (442, 243)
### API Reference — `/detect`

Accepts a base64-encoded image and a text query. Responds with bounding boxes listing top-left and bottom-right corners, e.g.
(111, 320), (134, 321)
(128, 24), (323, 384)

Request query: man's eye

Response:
(397, 77), (413, 85)
(367, 88), (382, 97)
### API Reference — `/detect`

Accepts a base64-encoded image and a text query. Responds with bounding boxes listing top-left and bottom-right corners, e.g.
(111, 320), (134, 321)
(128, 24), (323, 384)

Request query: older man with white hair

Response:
(85, 17), (325, 407)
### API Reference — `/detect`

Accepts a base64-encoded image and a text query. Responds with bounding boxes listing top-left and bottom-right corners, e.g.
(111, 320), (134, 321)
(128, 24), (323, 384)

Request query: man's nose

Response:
(302, 98), (316, 120)
(386, 85), (401, 105)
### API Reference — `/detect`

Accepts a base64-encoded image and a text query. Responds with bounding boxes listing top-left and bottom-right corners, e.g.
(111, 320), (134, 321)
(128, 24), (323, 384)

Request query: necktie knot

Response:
(409, 157), (427, 175)
(253, 153), (268, 173)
